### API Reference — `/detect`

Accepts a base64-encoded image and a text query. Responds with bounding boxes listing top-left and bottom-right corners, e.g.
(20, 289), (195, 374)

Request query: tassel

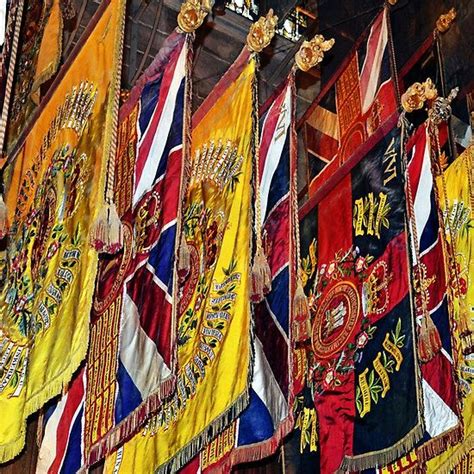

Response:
(293, 280), (311, 342)
(90, 201), (123, 254)
(250, 246), (271, 303)
(36, 410), (44, 448)
(0, 194), (8, 240)
(417, 314), (442, 363)
(177, 233), (191, 281)
(458, 304), (474, 356)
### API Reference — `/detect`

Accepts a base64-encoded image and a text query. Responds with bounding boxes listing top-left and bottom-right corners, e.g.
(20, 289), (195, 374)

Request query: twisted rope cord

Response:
(401, 117), (431, 323)
(0, 0), (25, 158)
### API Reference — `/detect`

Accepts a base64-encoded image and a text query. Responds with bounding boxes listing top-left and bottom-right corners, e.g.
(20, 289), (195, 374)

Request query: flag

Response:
(0, 0), (125, 461)
(200, 79), (295, 471)
(299, 118), (423, 472)
(303, 8), (397, 189)
(36, 368), (86, 474)
(104, 47), (256, 474)
(406, 123), (462, 462)
(83, 30), (190, 465)
(426, 145), (474, 472)
(30, 0), (63, 104)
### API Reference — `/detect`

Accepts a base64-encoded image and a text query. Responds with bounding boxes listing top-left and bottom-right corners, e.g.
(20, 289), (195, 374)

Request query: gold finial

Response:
(246, 9), (278, 53)
(436, 8), (456, 33)
(387, 0), (398, 5)
(401, 78), (438, 113)
(295, 34), (335, 72)
(177, 0), (214, 34)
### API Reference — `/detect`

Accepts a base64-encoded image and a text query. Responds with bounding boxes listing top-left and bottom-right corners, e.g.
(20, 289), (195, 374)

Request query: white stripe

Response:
(132, 145), (182, 212)
(119, 291), (172, 398)
(236, 337), (287, 445)
(422, 379), (458, 437)
(146, 262), (173, 303)
(265, 191), (289, 224)
(410, 132), (433, 263)
(133, 43), (186, 205)
(36, 393), (69, 473)
(264, 299), (290, 345)
(258, 85), (292, 227)
(361, 10), (388, 114)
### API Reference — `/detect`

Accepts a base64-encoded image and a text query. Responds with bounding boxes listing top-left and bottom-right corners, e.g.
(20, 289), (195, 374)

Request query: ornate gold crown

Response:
(401, 78), (438, 113)
(177, 0), (213, 33)
(295, 34), (335, 72)
(247, 9), (278, 53)
(436, 8), (456, 33)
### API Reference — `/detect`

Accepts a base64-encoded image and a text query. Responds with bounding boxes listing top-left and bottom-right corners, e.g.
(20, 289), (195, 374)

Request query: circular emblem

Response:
(93, 222), (133, 314)
(311, 280), (361, 359)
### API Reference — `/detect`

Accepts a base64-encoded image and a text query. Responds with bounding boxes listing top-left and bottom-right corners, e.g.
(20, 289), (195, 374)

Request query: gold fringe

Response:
(340, 421), (424, 472)
(431, 432), (474, 474)
(416, 422), (463, 464)
(250, 246), (271, 303)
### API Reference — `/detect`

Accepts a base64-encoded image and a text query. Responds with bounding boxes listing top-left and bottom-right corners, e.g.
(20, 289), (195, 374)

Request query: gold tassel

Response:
(418, 313), (442, 363)
(177, 233), (191, 281)
(36, 409), (44, 448)
(458, 302), (474, 356)
(293, 279), (311, 342)
(90, 201), (123, 254)
(0, 193), (8, 240)
(251, 246), (271, 303)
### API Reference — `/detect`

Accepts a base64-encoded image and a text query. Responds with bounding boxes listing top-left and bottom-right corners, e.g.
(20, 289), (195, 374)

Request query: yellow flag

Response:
(105, 51), (256, 474)
(0, 0), (125, 461)
(428, 146), (474, 471)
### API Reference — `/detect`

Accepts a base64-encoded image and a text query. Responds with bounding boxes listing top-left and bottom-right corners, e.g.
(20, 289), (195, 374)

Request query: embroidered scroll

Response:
(104, 49), (255, 474)
(0, 0), (125, 461)
(299, 121), (423, 472)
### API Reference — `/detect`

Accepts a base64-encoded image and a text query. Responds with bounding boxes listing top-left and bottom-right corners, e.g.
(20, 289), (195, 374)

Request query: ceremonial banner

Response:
(200, 79), (295, 472)
(427, 145), (474, 472)
(302, 8), (397, 188)
(84, 31), (190, 465)
(5, 0), (63, 149)
(36, 368), (86, 473)
(0, 0), (125, 461)
(299, 119), (423, 472)
(105, 49), (255, 474)
(406, 124), (461, 462)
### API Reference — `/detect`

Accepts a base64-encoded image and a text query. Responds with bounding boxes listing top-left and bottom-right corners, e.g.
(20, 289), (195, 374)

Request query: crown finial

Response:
(295, 34), (335, 72)
(246, 9), (278, 53)
(177, 0), (214, 33)
(401, 78), (438, 113)
(436, 8), (456, 33)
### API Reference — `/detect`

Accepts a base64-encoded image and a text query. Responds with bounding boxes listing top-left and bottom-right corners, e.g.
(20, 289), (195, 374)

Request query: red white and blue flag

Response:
(37, 31), (190, 468)
(200, 80), (295, 472)
(36, 369), (86, 474)
(406, 124), (461, 461)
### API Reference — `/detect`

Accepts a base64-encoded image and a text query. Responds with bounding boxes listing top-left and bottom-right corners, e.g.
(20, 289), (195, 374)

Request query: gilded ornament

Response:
(246, 9), (278, 53)
(436, 8), (456, 33)
(387, 0), (398, 5)
(428, 87), (459, 125)
(401, 78), (438, 113)
(295, 34), (335, 72)
(177, 0), (213, 34)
